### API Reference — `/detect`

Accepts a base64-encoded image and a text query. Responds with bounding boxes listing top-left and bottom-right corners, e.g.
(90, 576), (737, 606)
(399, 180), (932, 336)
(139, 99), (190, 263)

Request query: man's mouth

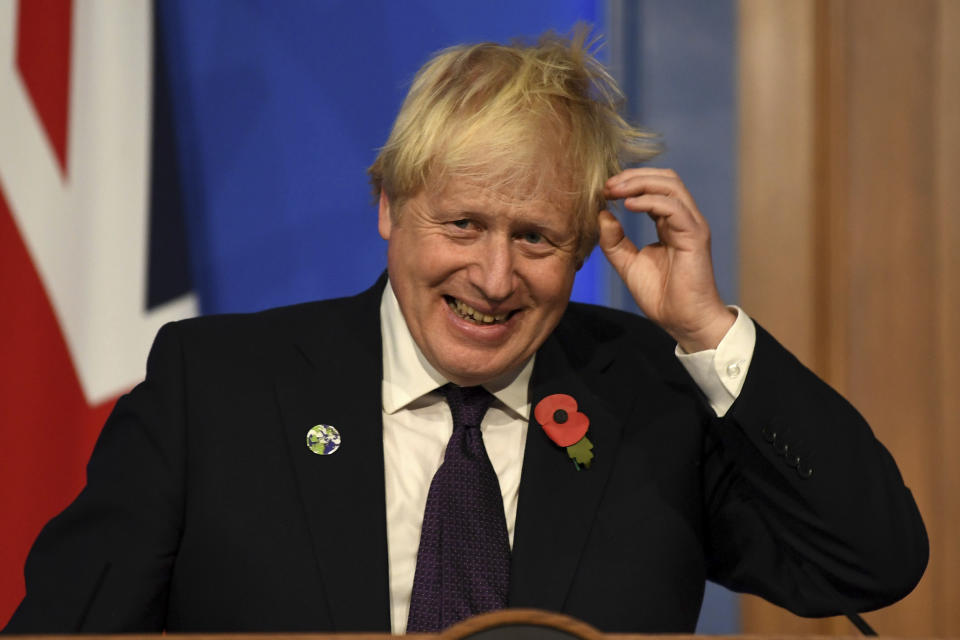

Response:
(445, 296), (513, 325)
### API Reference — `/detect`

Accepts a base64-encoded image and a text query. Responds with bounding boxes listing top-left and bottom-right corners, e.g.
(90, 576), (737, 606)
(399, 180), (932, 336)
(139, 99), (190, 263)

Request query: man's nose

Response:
(469, 236), (516, 303)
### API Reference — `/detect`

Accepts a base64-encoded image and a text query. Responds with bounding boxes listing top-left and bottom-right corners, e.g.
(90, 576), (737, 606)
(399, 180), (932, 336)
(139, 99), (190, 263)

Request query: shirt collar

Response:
(380, 280), (533, 420)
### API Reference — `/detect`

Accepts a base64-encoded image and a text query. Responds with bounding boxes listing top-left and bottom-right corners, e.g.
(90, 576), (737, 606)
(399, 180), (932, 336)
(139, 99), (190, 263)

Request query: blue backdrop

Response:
(156, 0), (605, 315)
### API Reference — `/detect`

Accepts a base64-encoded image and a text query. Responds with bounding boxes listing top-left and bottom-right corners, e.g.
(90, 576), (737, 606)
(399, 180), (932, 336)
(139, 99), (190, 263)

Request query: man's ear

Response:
(378, 191), (393, 240)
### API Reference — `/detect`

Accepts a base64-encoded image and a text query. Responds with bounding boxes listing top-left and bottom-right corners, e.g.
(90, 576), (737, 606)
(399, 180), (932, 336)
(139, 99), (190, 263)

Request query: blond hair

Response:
(368, 25), (659, 261)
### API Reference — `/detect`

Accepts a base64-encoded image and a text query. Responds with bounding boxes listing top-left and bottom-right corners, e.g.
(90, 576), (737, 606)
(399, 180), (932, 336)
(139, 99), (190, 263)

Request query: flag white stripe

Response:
(0, 0), (197, 405)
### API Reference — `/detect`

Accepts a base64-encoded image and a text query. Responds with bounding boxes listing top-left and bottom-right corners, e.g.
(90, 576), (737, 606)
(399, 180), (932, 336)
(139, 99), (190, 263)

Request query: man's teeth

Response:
(450, 298), (508, 324)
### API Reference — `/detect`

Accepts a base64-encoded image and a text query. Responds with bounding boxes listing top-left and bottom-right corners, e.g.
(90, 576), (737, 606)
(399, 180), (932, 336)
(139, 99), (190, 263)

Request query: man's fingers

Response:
(597, 209), (628, 251)
(621, 193), (687, 216)
(616, 194), (706, 247)
(605, 170), (702, 218)
(606, 175), (684, 198)
(606, 167), (679, 184)
(597, 210), (638, 278)
(605, 175), (699, 214)
(606, 172), (681, 193)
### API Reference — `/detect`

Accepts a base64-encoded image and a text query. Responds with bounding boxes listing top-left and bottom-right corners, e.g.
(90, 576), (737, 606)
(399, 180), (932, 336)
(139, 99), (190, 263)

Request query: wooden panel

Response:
(739, 0), (959, 635)
(737, 1), (835, 633)
(738, 0), (817, 366)
(818, 0), (849, 391)
(934, 1), (960, 634)
(836, 2), (939, 633)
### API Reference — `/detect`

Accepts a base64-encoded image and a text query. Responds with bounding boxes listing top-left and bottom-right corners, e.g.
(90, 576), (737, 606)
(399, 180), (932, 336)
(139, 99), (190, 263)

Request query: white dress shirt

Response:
(379, 282), (756, 633)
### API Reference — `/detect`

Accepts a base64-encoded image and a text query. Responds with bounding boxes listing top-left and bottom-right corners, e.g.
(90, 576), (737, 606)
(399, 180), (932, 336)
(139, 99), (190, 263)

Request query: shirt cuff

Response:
(674, 306), (757, 417)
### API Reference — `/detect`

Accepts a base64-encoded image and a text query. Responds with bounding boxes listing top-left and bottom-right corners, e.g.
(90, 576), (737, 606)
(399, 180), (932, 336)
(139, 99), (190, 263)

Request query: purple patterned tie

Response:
(406, 384), (511, 632)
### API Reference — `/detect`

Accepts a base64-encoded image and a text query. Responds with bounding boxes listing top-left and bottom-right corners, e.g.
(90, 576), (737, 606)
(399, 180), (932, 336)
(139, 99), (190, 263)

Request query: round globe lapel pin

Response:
(306, 424), (341, 455)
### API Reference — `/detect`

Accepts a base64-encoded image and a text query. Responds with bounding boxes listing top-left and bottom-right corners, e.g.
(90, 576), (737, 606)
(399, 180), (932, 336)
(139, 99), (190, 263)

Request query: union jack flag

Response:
(0, 0), (196, 625)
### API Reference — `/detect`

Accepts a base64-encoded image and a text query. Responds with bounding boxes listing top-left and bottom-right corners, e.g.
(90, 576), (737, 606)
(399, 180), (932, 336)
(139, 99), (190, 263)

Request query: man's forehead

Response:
(427, 172), (575, 217)
(424, 118), (577, 206)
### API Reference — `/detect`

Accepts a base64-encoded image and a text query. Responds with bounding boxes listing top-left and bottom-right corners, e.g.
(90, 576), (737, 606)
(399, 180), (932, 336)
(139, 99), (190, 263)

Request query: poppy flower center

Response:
(553, 409), (568, 423)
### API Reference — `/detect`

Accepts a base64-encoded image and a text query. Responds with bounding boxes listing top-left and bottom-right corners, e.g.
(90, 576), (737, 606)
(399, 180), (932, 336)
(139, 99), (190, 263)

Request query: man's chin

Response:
(440, 368), (504, 388)
(435, 357), (522, 388)
(422, 324), (535, 386)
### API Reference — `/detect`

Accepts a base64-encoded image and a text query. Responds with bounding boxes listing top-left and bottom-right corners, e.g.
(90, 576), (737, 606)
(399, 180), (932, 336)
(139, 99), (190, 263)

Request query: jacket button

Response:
(761, 425), (776, 443)
(784, 452), (800, 467)
(798, 465), (814, 479)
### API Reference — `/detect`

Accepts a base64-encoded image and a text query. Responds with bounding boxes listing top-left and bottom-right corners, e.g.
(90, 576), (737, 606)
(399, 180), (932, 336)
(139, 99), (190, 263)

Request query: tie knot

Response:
(441, 384), (494, 430)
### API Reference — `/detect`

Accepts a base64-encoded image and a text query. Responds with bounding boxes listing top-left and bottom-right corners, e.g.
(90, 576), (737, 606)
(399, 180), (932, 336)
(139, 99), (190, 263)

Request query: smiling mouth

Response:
(445, 296), (514, 325)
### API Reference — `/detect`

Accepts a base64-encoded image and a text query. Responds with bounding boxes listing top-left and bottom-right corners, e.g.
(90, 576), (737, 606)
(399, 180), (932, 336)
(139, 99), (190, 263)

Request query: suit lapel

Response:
(509, 325), (623, 611)
(273, 280), (391, 632)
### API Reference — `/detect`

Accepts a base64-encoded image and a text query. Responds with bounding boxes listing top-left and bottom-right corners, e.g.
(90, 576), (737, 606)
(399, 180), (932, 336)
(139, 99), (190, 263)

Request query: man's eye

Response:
(452, 219), (471, 230)
(521, 231), (543, 244)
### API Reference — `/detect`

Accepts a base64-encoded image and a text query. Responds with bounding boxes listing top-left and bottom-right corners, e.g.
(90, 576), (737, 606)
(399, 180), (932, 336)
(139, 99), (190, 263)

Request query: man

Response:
(5, 30), (926, 634)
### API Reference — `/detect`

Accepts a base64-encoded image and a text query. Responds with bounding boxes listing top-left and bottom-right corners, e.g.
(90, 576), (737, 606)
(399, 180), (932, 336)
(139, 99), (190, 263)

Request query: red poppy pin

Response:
(534, 394), (594, 469)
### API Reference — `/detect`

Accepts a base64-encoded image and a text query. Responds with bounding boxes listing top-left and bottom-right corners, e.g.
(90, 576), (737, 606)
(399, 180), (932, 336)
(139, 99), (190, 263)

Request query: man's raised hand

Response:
(598, 168), (735, 353)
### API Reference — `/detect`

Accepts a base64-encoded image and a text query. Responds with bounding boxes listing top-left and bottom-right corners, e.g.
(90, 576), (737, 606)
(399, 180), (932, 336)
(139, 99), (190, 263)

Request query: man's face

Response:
(380, 175), (580, 387)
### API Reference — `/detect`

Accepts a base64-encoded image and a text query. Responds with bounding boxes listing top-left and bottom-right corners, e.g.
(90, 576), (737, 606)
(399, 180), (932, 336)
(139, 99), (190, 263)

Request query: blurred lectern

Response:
(436, 609), (607, 639)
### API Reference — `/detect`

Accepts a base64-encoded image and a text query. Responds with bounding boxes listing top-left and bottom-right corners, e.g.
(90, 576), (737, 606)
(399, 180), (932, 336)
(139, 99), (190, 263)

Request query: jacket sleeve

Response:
(701, 324), (928, 616)
(4, 322), (187, 633)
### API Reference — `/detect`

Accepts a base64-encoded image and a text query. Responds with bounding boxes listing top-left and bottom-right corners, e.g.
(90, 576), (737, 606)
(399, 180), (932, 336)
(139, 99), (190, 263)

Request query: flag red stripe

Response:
(0, 193), (116, 628)
(16, 0), (73, 174)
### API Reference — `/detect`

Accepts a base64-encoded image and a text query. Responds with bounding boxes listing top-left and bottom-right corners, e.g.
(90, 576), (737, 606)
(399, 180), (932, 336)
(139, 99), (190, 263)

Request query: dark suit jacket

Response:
(5, 278), (927, 633)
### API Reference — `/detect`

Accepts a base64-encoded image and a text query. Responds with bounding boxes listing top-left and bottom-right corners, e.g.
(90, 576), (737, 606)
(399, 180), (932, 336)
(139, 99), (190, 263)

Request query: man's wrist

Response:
(674, 307), (738, 354)
(675, 307), (757, 416)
